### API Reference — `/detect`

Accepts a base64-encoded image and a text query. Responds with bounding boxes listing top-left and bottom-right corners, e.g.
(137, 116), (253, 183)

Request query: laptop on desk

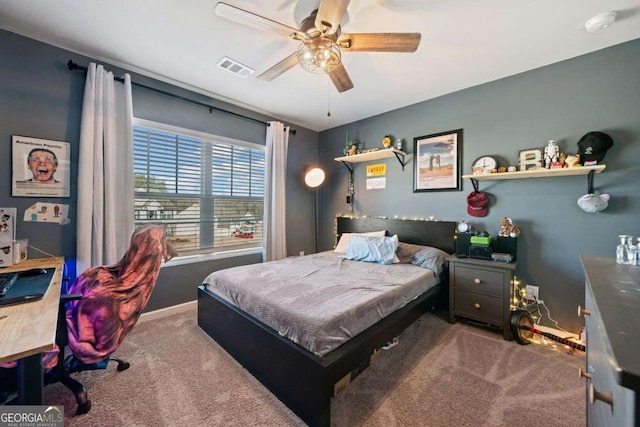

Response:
(0, 268), (53, 307)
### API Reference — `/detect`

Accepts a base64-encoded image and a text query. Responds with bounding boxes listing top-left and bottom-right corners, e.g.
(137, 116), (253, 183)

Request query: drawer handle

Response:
(589, 383), (613, 407)
(578, 368), (591, 380)
(474, 278), (481, 284)
(473, 302), (481, 309)
(578, 305), (591, 317)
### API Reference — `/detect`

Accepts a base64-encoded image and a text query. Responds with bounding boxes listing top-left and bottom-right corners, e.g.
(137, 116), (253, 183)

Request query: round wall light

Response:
(304, 167), (325, 188)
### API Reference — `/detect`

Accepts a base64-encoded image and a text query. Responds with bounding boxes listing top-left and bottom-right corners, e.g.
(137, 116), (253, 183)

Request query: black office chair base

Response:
(109, 357), (130, 372)
(39, 354), (130, 416)
(59, 373), (91, 415)
(76, 400), (91, 415)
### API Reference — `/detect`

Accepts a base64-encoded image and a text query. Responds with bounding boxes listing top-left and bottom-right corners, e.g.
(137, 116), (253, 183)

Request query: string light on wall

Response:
(333, 215), (442, 247)
(511, 277), (585, 352)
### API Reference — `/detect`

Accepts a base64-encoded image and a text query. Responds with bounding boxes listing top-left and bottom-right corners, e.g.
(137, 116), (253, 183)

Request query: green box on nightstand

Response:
(470, 236), (492, 245)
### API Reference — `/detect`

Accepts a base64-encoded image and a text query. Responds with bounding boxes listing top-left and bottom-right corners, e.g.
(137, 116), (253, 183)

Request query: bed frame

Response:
(197, 217), (456, 426)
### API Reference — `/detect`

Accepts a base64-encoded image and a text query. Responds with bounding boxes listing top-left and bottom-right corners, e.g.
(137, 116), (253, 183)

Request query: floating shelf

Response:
(334, 148), (409, 214)
(463, 165), (606, 194)
(334, 148), (407, 170)
(462, 165), (605, 181)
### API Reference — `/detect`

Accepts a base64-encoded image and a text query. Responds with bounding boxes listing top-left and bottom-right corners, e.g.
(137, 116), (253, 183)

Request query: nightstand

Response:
(447, 256), (517, 340)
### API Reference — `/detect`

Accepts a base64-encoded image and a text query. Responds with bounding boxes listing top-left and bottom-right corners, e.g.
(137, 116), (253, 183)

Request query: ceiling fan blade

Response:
(315, 0), (351, 35)
(215, 2), (307, 41)
(257, 52), (299, 81)
(338, 33), (421, 52)
(327, 63), (354, 93)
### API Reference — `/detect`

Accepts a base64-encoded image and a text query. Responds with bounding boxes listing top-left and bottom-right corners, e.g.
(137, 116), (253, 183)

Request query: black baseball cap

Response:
(577, 132), (613, 164)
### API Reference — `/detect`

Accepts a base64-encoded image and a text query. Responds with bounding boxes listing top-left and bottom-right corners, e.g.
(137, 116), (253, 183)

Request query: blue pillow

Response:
(345, 234), (399, 265)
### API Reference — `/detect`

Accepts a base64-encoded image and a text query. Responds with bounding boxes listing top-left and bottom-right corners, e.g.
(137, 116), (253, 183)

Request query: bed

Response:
(197, 216), (456, 426)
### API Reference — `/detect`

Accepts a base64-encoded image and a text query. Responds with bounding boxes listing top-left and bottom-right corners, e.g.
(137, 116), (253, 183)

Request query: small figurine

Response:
(498, 217), (521, 238)
(564, 154), (580, 168)
(544, 140), (559, 169)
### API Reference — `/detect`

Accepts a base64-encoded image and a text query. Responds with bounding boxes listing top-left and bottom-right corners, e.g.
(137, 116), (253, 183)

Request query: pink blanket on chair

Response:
(0, 225), (176, 369)
(66, 224), (177, 364)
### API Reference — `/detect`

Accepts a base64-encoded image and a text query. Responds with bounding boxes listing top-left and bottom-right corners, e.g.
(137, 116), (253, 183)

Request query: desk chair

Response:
(1, 224), (177, 414)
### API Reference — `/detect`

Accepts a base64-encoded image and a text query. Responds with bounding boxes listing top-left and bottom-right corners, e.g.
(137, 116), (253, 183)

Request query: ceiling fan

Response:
(215, 0), (421, 93)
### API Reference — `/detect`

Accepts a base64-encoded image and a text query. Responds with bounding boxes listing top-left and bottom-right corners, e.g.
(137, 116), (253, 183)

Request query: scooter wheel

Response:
(510, 309), (534, 345)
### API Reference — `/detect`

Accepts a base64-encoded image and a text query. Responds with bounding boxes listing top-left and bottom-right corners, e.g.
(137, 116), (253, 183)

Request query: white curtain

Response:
(76, 63), (134, 274)
(263, 121), (289, 261)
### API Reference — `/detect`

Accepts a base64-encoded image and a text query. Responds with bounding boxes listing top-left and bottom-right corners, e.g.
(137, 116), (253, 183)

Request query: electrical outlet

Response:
(525, 285), (539, 301)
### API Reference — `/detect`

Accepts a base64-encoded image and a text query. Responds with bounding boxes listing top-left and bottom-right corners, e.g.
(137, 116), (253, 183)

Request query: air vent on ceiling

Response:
(216, 57), (255, 78)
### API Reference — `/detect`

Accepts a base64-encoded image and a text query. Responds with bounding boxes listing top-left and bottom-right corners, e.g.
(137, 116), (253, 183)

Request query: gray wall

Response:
(0, 29), (320, 311)
(3, 27), (638, 329)
(318, 39), (640, 333)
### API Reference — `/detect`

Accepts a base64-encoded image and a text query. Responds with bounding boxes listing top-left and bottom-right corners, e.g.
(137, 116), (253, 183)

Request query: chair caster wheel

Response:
(75, 400), (91, 415)
(116, 361), (130, 372)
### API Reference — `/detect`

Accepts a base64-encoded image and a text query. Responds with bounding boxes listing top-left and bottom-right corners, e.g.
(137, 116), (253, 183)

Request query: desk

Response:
(0, 257), (64, 404)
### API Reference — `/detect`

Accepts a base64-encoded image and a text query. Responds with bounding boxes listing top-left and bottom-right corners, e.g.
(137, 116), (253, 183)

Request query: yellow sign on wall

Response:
(366, 163), (386, 177)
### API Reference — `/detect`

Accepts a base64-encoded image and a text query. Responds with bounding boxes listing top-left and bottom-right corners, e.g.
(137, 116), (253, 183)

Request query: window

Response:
(133, 119), (265, 255)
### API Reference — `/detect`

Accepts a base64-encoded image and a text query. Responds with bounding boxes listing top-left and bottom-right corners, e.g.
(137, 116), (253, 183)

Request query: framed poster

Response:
(12, 135), (71, 197)
(413, 129), (462, 192)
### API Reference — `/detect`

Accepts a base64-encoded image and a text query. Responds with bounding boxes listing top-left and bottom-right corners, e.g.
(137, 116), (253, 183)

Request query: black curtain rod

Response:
(67, 60), (296, 135)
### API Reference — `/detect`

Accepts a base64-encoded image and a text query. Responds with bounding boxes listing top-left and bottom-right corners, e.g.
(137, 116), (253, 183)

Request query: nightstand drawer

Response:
(453, 289), (503, 325)
(453, 265), (504, 297)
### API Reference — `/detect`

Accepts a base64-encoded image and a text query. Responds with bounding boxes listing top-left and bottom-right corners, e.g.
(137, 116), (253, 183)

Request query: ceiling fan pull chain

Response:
(327, 77), (332, 117)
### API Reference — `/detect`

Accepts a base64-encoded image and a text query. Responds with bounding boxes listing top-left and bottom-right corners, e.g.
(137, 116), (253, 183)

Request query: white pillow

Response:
(334, 230), (386, 253)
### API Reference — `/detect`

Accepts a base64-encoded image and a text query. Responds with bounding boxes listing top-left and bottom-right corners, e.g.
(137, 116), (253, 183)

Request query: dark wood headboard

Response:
(336, 216), (456, 254)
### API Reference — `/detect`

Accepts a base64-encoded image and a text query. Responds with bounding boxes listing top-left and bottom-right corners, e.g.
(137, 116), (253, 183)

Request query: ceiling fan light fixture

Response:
(297, 36), (341, 74)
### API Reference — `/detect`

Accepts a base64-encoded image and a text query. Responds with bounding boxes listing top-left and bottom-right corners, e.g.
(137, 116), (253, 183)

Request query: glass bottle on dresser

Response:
(616, 235), (635, 265)
(629, 237), (638, 265)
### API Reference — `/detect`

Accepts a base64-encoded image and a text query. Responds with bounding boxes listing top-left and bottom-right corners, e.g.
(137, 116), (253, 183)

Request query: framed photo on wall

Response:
(413, 129), (462, 192)
(12, 135), (71, 198)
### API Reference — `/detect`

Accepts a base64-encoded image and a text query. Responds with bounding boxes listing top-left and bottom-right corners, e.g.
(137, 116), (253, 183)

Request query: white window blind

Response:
(133, 119), (265, 255)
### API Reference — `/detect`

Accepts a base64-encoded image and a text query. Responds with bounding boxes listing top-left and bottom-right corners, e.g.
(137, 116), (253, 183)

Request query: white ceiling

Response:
(1, 0), (639, 132)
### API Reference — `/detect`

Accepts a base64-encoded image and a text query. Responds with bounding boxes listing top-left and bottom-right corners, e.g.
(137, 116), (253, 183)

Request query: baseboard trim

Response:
(139, 300), (196, 323)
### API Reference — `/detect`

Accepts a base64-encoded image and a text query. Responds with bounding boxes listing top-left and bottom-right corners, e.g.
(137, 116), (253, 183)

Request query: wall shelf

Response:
(462, 165), (605, 181)
(334, 148), (407, 171)
(463, 165), (606, 193)
(334, 148), (409, 213)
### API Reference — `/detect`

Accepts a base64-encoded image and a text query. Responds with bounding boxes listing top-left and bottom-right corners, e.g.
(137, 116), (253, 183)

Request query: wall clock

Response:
(457, 219), (471, 233)
(471, 156), (497, 174)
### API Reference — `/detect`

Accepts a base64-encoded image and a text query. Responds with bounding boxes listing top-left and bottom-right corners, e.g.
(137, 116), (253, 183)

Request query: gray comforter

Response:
(203, 251), (439, 356)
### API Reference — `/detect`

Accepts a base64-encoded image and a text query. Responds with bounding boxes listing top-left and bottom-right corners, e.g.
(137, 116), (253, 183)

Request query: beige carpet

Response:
(44, 307), (585, 426)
